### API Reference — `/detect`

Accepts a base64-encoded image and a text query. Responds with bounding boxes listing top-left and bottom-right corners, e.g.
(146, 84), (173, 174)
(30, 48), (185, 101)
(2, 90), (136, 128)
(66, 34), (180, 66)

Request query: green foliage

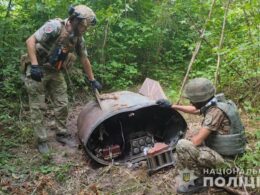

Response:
(236, 130), (260, 175)
(0, 2), (259, 193)
(94, 61), (139, 90)
(20, 125), (34, 144)
(55, 163), (72, 182)
(0, 0), (258, 112)
(0, 156), (17, 175)
(236, 152), (260, 176)
(38, 163), (72, 182)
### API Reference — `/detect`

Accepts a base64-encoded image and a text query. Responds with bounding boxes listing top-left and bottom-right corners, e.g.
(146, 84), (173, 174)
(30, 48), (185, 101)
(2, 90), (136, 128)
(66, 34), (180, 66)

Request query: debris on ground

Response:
(0, 102), (257, 194)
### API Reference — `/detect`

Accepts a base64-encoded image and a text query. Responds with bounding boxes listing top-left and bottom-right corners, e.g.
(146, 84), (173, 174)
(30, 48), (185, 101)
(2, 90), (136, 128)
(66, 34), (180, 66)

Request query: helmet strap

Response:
(70, 18), (86, 36)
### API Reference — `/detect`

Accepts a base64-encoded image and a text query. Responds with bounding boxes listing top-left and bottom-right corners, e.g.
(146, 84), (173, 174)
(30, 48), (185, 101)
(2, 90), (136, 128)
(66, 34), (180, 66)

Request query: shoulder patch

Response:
(43, 19), (63, 34)
(204, 114), (213, 125)
(44, 24), (54, 33)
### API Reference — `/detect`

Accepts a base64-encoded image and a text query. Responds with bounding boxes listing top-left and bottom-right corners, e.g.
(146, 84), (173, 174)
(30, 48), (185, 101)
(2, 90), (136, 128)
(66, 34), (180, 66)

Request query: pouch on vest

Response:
(35, 43), (49, 64)
(49, 47), (69, 70)
(62, 53), (76, 70)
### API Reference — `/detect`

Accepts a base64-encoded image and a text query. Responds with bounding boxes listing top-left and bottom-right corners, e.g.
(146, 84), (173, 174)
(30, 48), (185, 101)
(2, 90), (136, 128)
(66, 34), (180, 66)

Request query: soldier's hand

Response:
(30, 65), (43, 82)
(156, 99), (172, 109)
(89, 79), (102, 92)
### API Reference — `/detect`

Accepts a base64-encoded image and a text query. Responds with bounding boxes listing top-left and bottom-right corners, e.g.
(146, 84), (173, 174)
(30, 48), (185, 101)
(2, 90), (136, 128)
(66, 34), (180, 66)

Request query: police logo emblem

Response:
(177, 168), (198, 186)
(183, 172), (191, 182)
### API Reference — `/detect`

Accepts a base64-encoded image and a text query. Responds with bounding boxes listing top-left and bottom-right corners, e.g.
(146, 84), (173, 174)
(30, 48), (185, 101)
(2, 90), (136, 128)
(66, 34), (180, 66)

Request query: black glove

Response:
(89, 79), (102, 91)
(156, 99), (172, 108)
(30, 65), (43, 82)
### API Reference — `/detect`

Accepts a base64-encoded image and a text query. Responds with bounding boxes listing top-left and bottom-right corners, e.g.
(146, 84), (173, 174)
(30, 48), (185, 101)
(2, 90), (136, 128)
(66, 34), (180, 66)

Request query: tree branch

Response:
(101, 20), (109, 64)
(178, 0), (216, 103)
(183, 10), (213, 48)
(214, 0), (231, 85)
(5, 0), (12, 18)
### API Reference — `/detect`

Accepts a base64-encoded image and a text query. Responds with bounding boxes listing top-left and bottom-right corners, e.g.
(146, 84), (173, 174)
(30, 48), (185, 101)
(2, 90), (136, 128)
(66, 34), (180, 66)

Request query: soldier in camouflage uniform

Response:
(157, 78), (246, 194)
(22, 5), (102, 154)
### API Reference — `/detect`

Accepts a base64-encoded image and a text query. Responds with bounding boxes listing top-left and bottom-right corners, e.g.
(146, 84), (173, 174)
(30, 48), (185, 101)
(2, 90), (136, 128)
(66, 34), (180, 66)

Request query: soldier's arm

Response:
(26, 35), (38, 65)
(77, 37), (95, 81)
(26, 20), (61, 66)
(81, 57), (94, 81)
(191, 127), (211, 146)
(172, 105), (200, 114)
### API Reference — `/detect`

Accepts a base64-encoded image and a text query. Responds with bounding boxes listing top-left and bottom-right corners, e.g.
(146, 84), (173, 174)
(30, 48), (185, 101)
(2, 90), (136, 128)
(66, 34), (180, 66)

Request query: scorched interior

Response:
(77, 91), (187, 165)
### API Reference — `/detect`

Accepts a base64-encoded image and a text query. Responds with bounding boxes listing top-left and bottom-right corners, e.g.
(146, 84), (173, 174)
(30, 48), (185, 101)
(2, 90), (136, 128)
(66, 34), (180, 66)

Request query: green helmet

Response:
(183, 78), (216, 103)
(69, 5), (96, 27)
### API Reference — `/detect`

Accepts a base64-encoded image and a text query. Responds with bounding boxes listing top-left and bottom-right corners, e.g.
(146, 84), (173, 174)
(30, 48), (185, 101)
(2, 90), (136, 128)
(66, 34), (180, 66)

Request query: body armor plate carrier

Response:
(203, 94), (246, 156)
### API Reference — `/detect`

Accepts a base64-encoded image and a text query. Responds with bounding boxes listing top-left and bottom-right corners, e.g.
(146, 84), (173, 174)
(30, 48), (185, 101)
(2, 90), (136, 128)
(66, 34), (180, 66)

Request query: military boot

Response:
(177, 177), (208, 194)
(55, 133), (77, 148)
(38, 142), (49, 154)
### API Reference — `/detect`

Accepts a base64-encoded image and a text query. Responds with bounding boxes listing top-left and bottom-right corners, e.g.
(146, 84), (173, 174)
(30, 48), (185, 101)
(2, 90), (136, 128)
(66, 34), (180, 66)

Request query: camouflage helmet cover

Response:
(183, 78), (216, 103)
(70, 5), (96, 27)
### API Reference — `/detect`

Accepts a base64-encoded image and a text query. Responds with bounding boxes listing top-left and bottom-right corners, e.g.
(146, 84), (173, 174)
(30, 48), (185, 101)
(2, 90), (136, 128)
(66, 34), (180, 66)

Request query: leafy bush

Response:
(235, 130), (260, 175)
(94, 61), (139, 90)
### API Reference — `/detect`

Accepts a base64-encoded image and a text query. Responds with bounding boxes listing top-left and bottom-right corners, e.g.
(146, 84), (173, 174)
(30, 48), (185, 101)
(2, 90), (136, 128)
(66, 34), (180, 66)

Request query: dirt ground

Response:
(0, 102), (258, 195)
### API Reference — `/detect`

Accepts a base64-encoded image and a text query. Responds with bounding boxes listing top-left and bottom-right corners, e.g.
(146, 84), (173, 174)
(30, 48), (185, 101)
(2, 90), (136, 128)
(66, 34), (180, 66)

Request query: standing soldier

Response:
(22, 5), (102, 154)
(157, 78), (246, 194)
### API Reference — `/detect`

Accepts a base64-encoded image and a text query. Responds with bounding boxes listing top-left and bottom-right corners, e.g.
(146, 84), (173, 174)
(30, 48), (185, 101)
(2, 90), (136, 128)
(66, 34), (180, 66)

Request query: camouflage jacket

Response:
(34, 18), (88, 66)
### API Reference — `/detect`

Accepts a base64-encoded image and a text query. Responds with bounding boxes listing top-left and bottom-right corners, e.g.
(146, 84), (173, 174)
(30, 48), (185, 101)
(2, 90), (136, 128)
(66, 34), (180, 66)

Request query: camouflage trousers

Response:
(24, 67), (68, 143)
(175, 139), (226, 177)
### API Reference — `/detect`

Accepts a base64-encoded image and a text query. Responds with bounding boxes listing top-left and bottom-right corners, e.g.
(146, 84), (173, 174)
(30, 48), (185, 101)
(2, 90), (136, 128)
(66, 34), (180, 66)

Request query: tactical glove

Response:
(89, 79), (102, 91)
(30, 65), (43, 82)
(156, 99), (172, 109)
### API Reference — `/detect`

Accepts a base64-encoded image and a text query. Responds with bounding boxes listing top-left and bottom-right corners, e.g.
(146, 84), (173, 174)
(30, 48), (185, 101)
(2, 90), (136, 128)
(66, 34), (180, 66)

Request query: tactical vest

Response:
(36, 19), (79, 70)
(202, 94), (246, 156)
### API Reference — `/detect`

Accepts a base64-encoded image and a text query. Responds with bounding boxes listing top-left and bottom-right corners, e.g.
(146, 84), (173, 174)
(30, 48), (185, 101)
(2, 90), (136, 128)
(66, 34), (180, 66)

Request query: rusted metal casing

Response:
(78, 91), (187, 165)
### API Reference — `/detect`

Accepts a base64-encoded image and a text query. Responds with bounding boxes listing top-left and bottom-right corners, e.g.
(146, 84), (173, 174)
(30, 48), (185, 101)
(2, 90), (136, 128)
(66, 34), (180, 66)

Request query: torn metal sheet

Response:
(139, 78), (167, 100)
